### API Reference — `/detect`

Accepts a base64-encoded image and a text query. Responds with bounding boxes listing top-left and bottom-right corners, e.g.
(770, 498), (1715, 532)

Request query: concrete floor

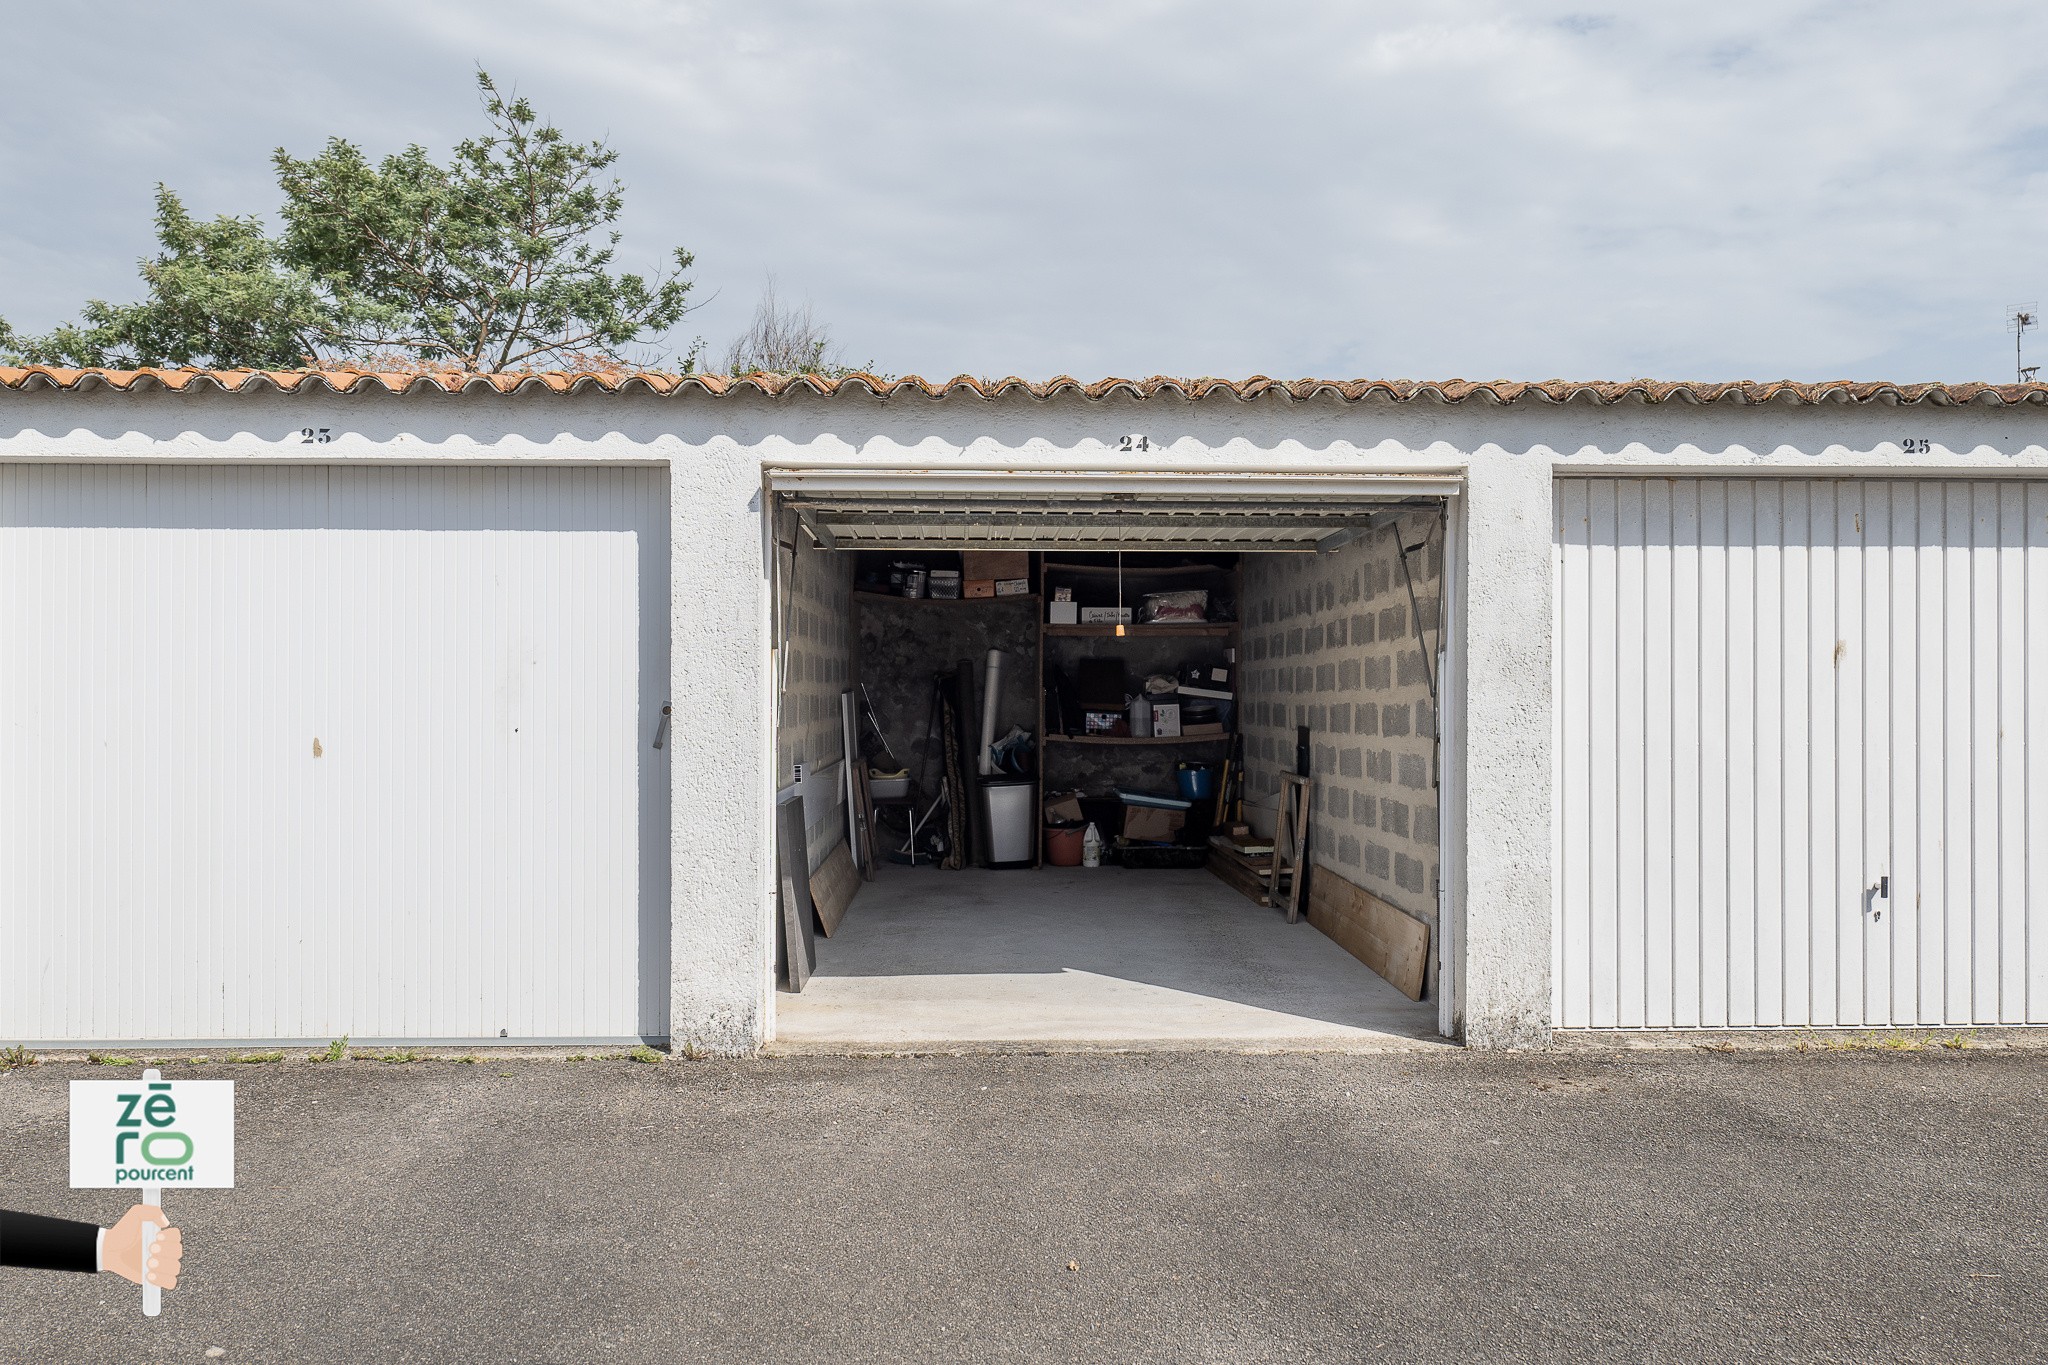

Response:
(774, 864), (1443, 1049)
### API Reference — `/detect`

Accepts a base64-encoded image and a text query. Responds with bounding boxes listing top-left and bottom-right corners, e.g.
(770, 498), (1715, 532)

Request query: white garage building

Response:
(1, 366), (2042, 1052)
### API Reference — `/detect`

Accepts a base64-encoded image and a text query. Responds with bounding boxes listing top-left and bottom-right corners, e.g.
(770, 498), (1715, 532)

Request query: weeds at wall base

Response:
(1791, 1029), (1977, 1053)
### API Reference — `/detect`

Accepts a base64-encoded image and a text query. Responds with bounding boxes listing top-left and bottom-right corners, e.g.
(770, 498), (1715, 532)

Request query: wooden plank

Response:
(839, 689), (863, 871)
(853, 590), (1042, 606)
(1308, 869), (1430, 1001)
(1208, 850), (1269, 905)
(1044, 734), (1232, 747)
(809, 841), (861, 937)
(776, 796), (817, 991)
(1207, 835), (1273, 868)
(1043, 623), (1237, 638)
(852, 763), (879, 882)
(1274, 774), (1311, 923)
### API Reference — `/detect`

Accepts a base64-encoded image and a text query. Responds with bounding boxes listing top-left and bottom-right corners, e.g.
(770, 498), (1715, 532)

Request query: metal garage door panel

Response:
(1556, 478), (2046, 1030)
(0, 465), (669, 1043)
(769, 469), (1458, 551)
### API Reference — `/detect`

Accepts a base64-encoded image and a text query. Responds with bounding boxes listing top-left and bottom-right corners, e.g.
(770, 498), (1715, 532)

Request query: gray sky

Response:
(4, 0), (2045, 381)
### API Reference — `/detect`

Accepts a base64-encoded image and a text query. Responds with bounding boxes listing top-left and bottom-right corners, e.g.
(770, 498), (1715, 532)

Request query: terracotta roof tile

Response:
(4, 365), (2048, 406)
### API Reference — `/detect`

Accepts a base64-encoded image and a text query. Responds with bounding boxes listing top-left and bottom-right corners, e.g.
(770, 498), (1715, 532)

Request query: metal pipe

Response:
(978, 649), (1006, 777)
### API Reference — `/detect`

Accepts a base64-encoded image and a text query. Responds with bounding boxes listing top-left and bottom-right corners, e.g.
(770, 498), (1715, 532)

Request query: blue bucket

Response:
(1176, 765), (1215, 801)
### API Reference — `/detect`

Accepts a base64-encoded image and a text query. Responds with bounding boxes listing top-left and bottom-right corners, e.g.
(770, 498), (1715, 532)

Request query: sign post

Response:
(139, 1175), (161, 1316)
(70, 1068), (233, 1317)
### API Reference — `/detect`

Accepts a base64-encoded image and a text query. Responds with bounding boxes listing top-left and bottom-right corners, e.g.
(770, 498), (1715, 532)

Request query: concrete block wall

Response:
(776, 536), (854, 867)
(856, 592), (1039, 791)
(1240, 512), (1445, 978)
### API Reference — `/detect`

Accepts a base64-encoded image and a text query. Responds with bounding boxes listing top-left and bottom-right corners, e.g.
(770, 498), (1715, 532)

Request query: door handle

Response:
(652, 704), (672, 750)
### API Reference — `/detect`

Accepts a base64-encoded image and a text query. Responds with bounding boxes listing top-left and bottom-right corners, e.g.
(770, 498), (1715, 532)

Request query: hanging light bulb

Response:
(1114, 551), (1126, 636)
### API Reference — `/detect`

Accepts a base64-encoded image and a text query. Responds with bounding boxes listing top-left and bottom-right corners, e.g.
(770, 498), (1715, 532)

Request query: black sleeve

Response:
(0, 1209), (100, 1274)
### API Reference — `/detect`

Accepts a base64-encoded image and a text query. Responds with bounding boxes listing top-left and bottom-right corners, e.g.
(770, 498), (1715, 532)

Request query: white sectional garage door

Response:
(0, 465), (669, 1043)
(1556, 478), (2046, 1030)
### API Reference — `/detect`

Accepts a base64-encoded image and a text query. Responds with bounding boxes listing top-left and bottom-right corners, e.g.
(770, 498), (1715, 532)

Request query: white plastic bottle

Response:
(1081, 822), (1103, 868)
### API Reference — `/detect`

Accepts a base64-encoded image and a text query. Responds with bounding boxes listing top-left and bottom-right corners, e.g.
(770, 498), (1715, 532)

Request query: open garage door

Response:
(766, 464), (1462, 1049)
(769, 469), (1459, 551)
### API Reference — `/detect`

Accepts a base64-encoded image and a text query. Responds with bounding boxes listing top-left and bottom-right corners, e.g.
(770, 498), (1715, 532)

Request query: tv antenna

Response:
(2008, 304), (2039, 382)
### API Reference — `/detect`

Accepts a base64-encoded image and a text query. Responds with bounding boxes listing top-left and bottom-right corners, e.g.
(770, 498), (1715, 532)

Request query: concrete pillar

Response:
(1453, 449), (1554, 1048)
(667, 448), (775, 1054)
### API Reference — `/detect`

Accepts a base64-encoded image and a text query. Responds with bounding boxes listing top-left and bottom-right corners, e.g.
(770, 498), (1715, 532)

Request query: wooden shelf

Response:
(1036, 553), (1242, 866)
(1043, 561), (1233, 578)
(1045, 733), (1232, 746)
(855, 590), (1039, 605)
(1043, 622), (1236, 637)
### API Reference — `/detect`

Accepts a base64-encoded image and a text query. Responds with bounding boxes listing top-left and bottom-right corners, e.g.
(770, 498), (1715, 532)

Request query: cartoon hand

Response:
(103, 1205), (182, 1290)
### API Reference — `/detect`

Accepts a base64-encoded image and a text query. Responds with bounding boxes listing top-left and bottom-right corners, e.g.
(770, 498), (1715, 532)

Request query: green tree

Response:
(2, 189), (326, 369)
(2, 72), (694, 372)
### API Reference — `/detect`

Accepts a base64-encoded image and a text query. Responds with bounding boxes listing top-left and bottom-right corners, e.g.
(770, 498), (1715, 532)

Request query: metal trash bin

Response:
(981, 779), (1037, 868)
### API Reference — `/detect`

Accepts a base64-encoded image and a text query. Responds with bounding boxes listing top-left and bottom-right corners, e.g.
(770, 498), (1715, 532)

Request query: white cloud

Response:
(3, 0), (2045, 380)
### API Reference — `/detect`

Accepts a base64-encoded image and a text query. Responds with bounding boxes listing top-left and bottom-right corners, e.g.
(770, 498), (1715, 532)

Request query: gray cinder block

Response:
(1380, 798), (1410, 838)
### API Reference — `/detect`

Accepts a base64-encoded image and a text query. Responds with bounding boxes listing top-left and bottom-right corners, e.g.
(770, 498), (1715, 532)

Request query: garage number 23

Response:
(297, 427), (334, 444)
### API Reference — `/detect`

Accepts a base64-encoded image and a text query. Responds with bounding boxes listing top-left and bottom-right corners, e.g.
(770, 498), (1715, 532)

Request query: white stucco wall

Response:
(4, 383), (2045, 1051)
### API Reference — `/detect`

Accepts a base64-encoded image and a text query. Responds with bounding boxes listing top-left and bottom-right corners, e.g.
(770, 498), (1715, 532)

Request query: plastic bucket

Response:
(1045, 825), (1086, 866)
(1176, 765), (1215, 801)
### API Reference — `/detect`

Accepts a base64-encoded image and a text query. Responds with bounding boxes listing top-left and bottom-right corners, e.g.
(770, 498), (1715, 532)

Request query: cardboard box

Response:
(1048, 600), (1079, 625)
(1079, 606), (1132, 625)
(965, 579), (996, 598)
(1043, 792), (1085, 824)
(1084, 710), (1127, 735)
(963, 551), (1029, 581)
(1150, 702), (1181, 737)
(1182, 721), (1225, 736)
(1122, 805), (1186, 842)
(994, 578), (1031, 597)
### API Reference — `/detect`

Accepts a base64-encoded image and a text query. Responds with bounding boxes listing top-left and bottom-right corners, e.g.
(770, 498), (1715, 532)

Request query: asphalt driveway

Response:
(1, 1048), (2042, 1363)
